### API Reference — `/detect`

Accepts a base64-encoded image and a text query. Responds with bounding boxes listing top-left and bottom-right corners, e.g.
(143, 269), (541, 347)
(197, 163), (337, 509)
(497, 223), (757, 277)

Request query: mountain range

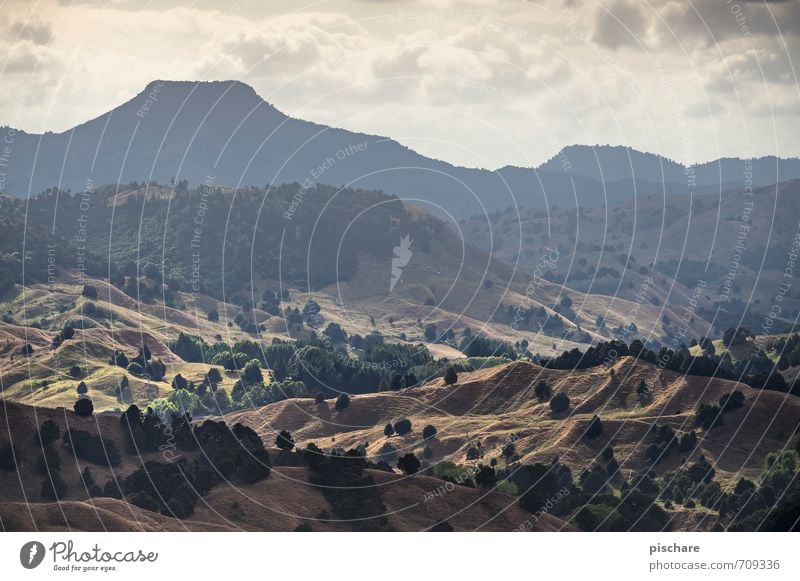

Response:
(2, 80), (799, 217)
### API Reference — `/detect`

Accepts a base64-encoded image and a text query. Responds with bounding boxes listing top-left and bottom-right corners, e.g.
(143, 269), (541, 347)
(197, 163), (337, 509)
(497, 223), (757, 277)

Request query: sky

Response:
(1, 0), (799, 170)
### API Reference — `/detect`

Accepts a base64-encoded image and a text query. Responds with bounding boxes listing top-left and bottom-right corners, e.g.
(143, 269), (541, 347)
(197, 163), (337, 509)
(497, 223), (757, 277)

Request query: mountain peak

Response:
(134, 79), (266, 107)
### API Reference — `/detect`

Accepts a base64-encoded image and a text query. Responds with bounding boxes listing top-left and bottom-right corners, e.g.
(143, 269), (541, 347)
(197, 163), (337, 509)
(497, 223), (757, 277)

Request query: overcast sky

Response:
(1, 0), (799, 169)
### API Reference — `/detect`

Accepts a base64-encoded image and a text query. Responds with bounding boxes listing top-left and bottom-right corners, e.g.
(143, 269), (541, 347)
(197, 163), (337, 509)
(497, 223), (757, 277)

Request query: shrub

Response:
(383, 423), (395, 437)
(69, 365), (83, 378)
(314, 391), (326, 404)
(73, 398), (94, 417)
(444, 366), (458, 385)
(422, 425), (437, 440)
(397, 453), (421, 475)
(549, 392), (570, 413)
(76, 381), (88, 396)
(393, 418), (412, 435)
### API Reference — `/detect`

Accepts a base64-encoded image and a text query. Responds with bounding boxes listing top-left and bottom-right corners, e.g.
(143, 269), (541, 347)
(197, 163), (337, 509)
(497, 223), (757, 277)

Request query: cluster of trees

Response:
(643, 423), (698, 464)
(110, 345), (167, 382)
(694, 391), (746, 430)
(110, 408), (272, 516)
(168, 332), (434, 399)
(62, 428), (121, 467)
(541, 337), (795, 396)
(303, 444), (388, 529)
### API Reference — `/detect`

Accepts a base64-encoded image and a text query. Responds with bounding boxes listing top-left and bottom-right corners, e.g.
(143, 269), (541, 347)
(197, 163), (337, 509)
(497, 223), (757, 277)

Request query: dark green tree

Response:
(275, 430), (295, 452)
(549, 392), (570, 413)
(73, 398), (94, 417)
(397, 453), (421, 475)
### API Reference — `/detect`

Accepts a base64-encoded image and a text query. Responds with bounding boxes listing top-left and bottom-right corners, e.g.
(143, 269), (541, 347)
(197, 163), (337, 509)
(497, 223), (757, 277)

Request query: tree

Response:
(37, 420), (60, 446)
(20, 343), (33, 355)
(82, 284), (98, 299)
(384, 423), (395, 437)
(549, 392), (570, 413)
(502, 442), (516, 460)
(444, 366), (458, 385)
(394, 418), (412, 435)
(0, 441), (20, 471)
(390, 374), (404, 390)
(719, 391), (745, 413)
(81, 466), (102, 497)
(397, 453), (421, 475)
(424, 324), (438, 342)
(535, 380), (552, 401)
(76, 381), (88, 396)
(243, 359), (263, 384)
(40, 471), (68, 500)
(171, 374), (188, 391)
(61, 325), (75, 340)
(207, 308), (219, 322)
(560, 296), (573, 309)
(404, 373), (418, 388)
(475, 464), (497, 488)
(206, 367), (223, 385)
(275, 430), (295, 452)
(585, 415), (603, 439)
(422, 425), (437, 440)
(74, 398), (94, 417)
(69, 365), (82, 378)
(723, 326), (751, 347)
(334, 393), (350, 411)
(324, 323), (347, 343)
(314, 391), (326, 404)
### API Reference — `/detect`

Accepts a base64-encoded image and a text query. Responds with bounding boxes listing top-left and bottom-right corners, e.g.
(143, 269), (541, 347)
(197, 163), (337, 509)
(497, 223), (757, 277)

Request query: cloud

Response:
(10, 18), (53, 45)
(593, 0), (649, 50)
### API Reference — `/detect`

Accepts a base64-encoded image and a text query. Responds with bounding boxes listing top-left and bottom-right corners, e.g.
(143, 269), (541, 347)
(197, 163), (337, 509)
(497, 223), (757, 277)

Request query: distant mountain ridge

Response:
(1, 80), (799, 216)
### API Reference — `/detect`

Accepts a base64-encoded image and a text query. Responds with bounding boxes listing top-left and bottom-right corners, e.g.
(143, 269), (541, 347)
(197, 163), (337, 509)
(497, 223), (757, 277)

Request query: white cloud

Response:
(0, 0), (797, 168)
